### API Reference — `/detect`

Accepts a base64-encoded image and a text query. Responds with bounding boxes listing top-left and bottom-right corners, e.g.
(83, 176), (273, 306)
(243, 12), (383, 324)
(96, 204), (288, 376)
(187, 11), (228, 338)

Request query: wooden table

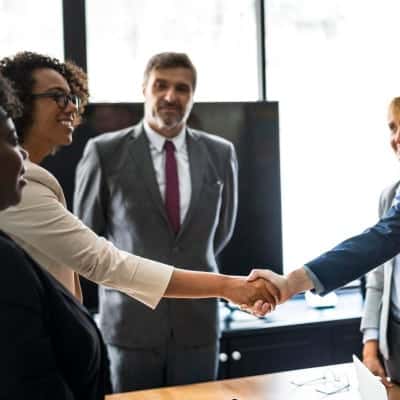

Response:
(107, 363), (400, 400)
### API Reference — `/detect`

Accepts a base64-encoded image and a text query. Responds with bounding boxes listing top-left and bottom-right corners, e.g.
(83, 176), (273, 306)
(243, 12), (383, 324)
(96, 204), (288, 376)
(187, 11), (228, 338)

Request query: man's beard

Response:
(158, 114), (182, 129)
(154, 107), (184, 129)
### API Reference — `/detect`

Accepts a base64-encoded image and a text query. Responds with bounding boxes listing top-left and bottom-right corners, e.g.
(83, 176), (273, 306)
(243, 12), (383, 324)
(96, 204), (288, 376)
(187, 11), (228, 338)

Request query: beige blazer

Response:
(0, 160), (173, 308)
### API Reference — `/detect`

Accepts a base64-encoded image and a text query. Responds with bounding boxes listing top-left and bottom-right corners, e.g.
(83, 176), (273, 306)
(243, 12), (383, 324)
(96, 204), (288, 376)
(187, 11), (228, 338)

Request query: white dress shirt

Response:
(143, 121), (192, 224)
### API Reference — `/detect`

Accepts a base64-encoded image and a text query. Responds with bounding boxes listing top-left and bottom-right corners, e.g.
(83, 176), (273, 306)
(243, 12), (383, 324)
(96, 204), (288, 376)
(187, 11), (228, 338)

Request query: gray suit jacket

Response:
(360, 181), (400, 360)
(74, 122), (238, 348)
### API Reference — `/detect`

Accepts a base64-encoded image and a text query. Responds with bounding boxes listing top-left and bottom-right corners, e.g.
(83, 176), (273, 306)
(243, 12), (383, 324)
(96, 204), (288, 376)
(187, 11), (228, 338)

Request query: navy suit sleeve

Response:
(305, 203), (400, 295)
(0, 238), (75, 399)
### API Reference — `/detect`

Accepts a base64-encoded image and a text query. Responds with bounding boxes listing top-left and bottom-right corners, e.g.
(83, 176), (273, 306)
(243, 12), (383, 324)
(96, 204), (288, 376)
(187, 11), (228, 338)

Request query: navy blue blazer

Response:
(0, 232), (110, 399)
(306, 203), (400, 295)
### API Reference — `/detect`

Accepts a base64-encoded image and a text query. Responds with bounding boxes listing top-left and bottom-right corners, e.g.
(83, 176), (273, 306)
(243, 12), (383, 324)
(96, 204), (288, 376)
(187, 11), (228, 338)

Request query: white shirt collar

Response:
(143, 120), (186, 153)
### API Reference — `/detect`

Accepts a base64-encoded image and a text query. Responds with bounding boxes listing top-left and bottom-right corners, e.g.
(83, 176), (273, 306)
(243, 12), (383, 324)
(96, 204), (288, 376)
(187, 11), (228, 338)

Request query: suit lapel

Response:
(127, 124), (170, 226)
(125, 126), (209, 239)
(178, 129), (207, 238)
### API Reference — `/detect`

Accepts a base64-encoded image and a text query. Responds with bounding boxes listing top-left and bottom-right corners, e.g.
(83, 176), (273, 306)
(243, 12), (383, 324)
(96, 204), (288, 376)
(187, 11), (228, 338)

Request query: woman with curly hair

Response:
(0, 52), (275, 334)
(0, 72), (110, 399)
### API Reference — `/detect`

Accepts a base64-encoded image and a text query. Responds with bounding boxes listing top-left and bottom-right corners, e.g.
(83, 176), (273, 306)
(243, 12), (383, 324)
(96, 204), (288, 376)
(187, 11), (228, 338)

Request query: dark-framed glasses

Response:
(31, 92), (81, 109)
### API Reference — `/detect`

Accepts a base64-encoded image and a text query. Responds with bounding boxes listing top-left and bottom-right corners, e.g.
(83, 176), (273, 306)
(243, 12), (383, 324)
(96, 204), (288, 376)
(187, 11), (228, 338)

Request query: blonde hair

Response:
(389, 97), (400, 113)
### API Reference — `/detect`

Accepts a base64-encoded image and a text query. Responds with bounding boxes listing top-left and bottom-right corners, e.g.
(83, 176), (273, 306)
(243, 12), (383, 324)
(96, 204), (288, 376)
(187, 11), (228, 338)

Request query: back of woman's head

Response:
(0, 73), (22, 120)
(0, 52), (88, 142)
(0, 72), (27, 210)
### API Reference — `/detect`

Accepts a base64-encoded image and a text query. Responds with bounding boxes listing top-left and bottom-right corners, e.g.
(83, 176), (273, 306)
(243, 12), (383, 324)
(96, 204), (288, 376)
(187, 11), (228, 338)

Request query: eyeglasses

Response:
(31, 92), (81, 110)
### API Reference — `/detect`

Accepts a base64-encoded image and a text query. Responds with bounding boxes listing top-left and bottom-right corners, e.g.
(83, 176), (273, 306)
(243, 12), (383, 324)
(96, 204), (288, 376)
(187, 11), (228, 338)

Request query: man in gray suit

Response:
(74, 52), (238, 391)
(361, 96), (400, 386)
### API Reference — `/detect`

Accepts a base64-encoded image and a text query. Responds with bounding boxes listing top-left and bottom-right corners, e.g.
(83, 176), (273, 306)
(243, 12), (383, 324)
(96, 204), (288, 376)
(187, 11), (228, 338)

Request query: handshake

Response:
(224, 267), (315, 317)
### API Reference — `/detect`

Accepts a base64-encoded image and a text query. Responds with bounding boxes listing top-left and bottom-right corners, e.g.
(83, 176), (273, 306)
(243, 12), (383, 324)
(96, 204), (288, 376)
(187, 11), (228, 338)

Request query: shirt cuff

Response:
(125, 258), (174, 309)
(362, 328), (379, 344)
(303, 265), (325, 294)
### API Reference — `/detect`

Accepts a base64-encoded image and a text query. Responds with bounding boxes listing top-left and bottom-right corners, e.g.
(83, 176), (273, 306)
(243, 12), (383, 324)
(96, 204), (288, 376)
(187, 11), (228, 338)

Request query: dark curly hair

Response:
(0, 73), (23, 120)
(0, 52), (89, 142)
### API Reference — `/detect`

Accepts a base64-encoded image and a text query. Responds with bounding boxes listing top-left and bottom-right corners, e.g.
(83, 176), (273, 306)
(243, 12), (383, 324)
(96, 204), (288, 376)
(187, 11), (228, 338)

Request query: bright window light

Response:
(267, 0), (400, 272)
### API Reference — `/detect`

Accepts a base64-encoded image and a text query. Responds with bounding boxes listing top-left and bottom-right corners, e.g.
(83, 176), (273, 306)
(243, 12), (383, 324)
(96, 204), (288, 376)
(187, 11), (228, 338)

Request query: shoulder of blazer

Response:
(90, 123), (141, 147)
(187, 127), (234, 159)
(87, 123), (142, 158)
(380, 180), (400, 211)
(24, 160), (65, 202)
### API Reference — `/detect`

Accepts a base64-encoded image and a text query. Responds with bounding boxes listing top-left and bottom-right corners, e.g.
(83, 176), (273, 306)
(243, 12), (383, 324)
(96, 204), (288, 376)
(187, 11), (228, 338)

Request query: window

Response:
(86, 0), (259, 102)
(0, 0), (63, 59)
(267, 0), (400, 272)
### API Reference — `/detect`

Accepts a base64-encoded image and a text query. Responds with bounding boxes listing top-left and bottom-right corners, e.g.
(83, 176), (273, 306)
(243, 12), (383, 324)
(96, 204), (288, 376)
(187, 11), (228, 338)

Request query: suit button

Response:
(172, 246), (180, 253)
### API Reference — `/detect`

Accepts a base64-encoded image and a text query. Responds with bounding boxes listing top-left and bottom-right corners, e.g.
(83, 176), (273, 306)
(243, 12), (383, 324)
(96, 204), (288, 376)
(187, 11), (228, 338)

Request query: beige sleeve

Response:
(0, 179), (173, 309)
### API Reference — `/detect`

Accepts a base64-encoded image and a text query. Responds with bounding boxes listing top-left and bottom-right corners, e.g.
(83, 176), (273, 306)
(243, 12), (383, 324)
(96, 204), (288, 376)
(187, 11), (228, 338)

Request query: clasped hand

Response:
(224, 269), (291, 317)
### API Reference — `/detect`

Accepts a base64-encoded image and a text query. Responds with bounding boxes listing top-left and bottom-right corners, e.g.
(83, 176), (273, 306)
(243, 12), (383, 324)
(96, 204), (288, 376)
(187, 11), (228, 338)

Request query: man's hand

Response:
(248, 269), (291, 302)
(221, 276), (280, 315)
(363, 340), (393, 388)
(245, 267), (314, 316)
(241, 269), (290, 316)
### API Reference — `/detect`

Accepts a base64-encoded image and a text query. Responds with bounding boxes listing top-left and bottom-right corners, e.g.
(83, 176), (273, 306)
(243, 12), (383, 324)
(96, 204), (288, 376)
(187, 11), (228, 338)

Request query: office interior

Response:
(3, 0), (400, 397)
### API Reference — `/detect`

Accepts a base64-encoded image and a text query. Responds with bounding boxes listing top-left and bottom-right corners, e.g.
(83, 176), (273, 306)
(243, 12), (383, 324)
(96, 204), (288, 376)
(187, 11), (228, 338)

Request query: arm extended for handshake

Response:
(164, 268), (281, 314)
(246, 202), (400, 315)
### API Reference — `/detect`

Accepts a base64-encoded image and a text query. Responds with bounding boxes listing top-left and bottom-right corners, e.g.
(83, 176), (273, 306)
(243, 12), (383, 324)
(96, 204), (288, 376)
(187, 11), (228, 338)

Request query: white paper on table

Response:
(353, 354), (387, 400)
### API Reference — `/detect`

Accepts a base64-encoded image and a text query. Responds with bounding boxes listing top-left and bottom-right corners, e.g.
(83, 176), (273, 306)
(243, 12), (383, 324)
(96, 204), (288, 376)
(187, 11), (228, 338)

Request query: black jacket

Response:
(0, 232), (110, 399)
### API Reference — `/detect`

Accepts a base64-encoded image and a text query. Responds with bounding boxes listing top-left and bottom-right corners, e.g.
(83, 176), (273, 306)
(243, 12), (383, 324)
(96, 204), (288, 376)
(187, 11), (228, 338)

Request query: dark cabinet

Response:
(218, 290), (363, 379)
(331, 322), (363, 364)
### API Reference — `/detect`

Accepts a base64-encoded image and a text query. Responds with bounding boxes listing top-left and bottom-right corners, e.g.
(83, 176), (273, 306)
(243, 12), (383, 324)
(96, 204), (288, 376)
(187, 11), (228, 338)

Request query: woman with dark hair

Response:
(0, 52), (275, 318)
(0, 72), (110, 399)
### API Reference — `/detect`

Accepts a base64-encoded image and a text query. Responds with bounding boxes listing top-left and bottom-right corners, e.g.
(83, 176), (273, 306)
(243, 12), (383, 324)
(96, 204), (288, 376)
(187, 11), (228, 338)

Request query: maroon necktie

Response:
(164, 140), (180, 234)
